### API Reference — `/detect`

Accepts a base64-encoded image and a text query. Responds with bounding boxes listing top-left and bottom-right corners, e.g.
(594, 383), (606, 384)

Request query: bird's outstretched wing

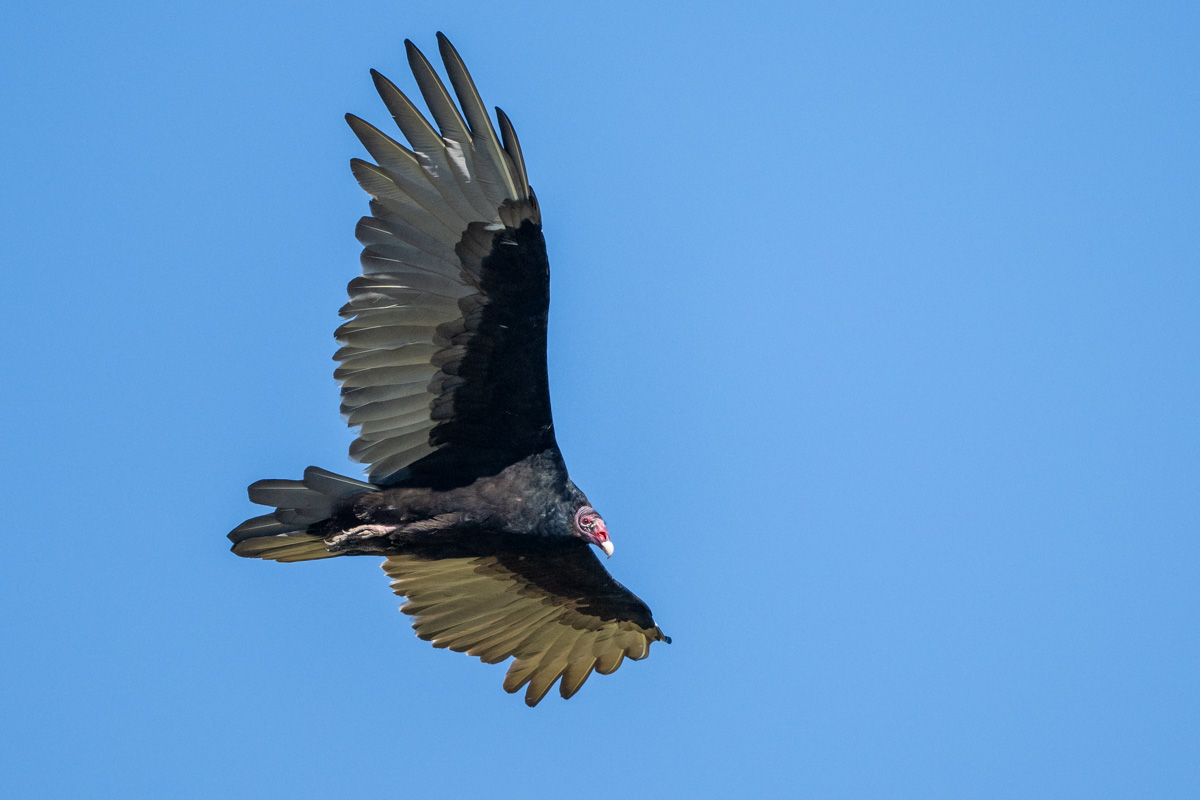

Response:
(382, 532), (670, 706)
(340, 34), (555, 487)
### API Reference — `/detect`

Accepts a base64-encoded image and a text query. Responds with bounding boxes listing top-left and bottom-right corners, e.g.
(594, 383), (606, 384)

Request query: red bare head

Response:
(574, 505), (613, 557)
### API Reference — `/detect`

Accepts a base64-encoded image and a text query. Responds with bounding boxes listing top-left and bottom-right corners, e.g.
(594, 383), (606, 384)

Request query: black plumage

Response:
(229, 34), (668, 706)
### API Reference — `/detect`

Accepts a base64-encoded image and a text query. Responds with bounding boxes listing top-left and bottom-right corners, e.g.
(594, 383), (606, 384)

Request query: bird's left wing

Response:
(382, 534), (670, 706)
(340, 34), (555, 486)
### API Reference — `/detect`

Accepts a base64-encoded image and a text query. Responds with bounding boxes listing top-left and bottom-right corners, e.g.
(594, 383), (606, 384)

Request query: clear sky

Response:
(2, 1), (1197, 798)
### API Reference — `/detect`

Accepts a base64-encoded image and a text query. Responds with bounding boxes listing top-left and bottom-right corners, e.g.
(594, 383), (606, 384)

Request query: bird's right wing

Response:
(339, 34), (559, 487)
(382, 534), (670, 706)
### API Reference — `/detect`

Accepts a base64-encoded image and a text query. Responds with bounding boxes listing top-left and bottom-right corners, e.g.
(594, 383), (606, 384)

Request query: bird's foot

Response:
(326, 523), (401, 554)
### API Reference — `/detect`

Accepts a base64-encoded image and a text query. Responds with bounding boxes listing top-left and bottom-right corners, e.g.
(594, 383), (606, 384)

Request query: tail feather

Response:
(301, 466), (376, 497)
(229, 467), (378, 562)
(247, 481), (332, 511)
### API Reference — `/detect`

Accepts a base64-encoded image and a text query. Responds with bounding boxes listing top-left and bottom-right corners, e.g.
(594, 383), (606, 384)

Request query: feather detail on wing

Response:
(382, 535), (670, 706)
(342, 33), (550, 486)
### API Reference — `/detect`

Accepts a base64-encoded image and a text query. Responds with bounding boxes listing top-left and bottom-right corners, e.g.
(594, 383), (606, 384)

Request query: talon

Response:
(328, 524), (399, 550)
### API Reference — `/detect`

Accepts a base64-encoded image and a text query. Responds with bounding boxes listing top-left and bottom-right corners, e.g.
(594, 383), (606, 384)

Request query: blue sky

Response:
(2, 1), (1197, 797)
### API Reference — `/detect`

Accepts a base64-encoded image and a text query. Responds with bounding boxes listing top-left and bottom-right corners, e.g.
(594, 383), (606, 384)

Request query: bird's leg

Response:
(326, 523), (401, 555)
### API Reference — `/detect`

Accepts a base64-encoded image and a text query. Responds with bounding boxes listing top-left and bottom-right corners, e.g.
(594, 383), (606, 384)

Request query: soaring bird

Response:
(229, 34), (669, 706)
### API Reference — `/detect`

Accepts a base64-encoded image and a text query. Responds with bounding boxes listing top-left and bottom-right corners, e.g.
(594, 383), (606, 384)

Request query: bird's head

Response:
(574, 505), (613, 558)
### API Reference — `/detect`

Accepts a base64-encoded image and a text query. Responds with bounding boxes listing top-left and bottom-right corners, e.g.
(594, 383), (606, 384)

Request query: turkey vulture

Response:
(229, 34), (669, 706)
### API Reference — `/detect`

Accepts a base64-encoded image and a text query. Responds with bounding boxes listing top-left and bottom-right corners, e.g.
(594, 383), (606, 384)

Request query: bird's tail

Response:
(228, 466), (378, 562)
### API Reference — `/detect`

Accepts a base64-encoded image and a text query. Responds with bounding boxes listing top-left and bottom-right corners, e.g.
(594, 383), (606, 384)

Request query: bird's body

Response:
(319, 449), (582, 547)
(230, 34), (667, 706)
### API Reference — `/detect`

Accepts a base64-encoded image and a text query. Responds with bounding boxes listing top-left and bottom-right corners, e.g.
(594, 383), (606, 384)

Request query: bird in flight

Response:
(229, 33), (669, 706)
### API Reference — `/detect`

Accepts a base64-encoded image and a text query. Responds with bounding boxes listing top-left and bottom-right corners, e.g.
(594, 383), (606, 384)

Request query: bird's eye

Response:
(581, 516), (594, 528)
